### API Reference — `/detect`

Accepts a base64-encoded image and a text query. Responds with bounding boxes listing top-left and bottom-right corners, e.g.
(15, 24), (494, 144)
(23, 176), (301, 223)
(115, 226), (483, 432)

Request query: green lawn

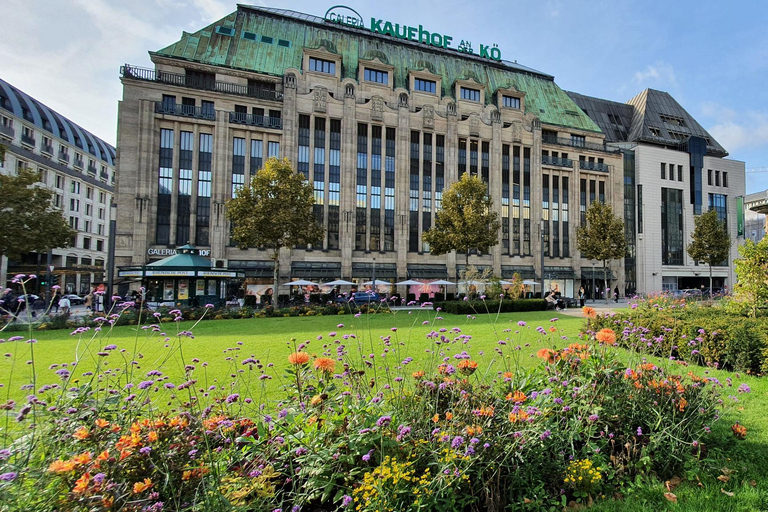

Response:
(2, 308), (768, 510)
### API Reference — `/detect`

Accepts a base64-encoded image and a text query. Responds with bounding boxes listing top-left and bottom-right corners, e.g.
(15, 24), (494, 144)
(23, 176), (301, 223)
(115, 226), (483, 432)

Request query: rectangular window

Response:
(562, 176), (569, 257)
(98, 224), (104, 236)
(96, 240), (104, 252)
(552, 176), (560, 258)
(201, 100), (214, 119)
(512, 146), (521, 254)
(328, 119), (341, 250)
(371, 125), (383, 252)
(420, 132), (431, 252)
(661, 162), (666, 180)
(71, 181), (81, 194)
(70, 198), (80, 212)
(384, 127), (396, 251)
(196, 133), (212, 246)
(309, 57), (335, 75)
(156, 129), (173, 244)
(571, 134), (585, 147)
(501, 144), (510, 252)
(481, 141), (489, 184)
(723, 172), (728, 188)
(297, 114), (310, 179)
(409, 131), (420, 253)
(231, 137), (246, 197)
(313, 117), (326, 231)
(364, 68), (388, 84)
(176, 131), (193, 245)
(414, 78), (436, 93)
(637, 184), (643, 234)
(356, 124), (368, 251)
(85, 204), (92, 216)
(469, 140), (478, 177)
(661, 188), (684, 266)
(98, 208), (104, 220)
(268, 141), (280, 158)
(460, 87), (480, 102)
(523, 147), (531, 255)
(677, 165), (683, 182)
(84, 220), (91, 233)
(503, 96), (520, 109)
(715, 170), (720, 187)
(458, 138), (467, 178)
(708, 169), (713, 186)
(82, 237), (91, 250)
(250, 139), (263, 175)
(542, 174), (549, 257)
(86, 186), (93, 199)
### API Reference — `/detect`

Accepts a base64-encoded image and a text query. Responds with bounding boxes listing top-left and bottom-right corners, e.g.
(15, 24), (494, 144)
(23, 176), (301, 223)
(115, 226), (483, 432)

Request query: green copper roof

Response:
(147, 250), (212, 268)
(155, 5), (601, 133)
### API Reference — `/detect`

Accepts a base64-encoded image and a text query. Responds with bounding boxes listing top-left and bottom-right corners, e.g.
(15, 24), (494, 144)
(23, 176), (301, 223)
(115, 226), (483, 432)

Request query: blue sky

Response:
(3, 0), (767, 192)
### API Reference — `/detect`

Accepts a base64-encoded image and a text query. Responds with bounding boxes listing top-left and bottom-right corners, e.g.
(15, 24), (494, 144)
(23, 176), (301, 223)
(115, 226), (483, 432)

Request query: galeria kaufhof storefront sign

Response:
(323, 5), (502, 61)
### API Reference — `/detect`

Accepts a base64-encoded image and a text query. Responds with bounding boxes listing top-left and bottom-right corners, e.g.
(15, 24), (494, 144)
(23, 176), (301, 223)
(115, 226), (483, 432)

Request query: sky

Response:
(2, 0), (767, 193)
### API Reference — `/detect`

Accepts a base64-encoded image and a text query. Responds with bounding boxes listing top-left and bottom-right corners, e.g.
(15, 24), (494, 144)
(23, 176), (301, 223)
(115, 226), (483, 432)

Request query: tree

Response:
(576, 201), (627, 302)
(422, 173), (501, 266)
(0, 168), (76, 286)
(733, 237), (768, 318)
(687, 209), (732, 294)
(225, 158), (323, 305)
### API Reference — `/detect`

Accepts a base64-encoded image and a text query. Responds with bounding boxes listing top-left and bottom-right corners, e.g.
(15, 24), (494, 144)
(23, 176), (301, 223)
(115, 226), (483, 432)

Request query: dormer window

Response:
(309, 57), (335, 75)
(364, 68), (388, 84)
(502, 95), (520, 109)
(461, 87), (480, 102)
(414, 78), (436, 93)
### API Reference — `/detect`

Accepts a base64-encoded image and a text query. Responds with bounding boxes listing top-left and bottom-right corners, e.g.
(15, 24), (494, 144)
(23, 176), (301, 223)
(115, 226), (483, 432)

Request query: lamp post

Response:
(591, 261), (596, 303)
(371, 257), (376, 291)
(106, 200), (117, 312)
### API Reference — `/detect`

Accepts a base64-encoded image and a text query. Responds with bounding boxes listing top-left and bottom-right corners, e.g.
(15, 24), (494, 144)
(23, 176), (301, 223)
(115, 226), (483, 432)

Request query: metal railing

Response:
(74, 158), (84, 169)
(579, 160), (610, 173)
(21, 134), (35, 147)
(228, 111), (283, 129)
(542, 135), (620, 154)
(154, 102), (216, 121)
(0, 124), (13, 138)
(58, 151), (70, 163)
(121, 64), (283, 102)
(42, 144), (54, 155)
(541, 154), (573, 168)
(88, 164), (98, 176)
(100, 170), (110, 181)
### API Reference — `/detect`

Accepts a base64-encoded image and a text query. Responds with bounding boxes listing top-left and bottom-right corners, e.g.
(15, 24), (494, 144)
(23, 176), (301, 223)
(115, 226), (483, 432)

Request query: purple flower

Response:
(225, 393), (240, 404)
(451, 436), (465, 449)
(588, 414), (599, 422)
(540, 430), (552, 440)
(362, 449), (374, 462)
(738, 383), (751, 393)
(140, 446), (152, 455)
(637, 427), (643, 437)
(0, 472), (17, 482)
(376, 415), (392, 428)
(295, 447), (307, 456)
(138, 380), (154, 390)
(342, 495), (353, 507)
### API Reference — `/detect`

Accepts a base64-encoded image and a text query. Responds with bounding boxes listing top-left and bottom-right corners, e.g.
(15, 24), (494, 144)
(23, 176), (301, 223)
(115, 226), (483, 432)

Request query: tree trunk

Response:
(0, 254), (7, 291)
(272, 249), (280, 309)
(709, 263), (713, 297)
(603, 260), (609, 304)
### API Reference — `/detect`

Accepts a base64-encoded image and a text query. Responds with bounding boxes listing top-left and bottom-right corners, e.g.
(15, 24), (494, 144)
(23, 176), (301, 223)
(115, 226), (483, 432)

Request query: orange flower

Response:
(110, 424), (122, 433)
(732, 423), (747, 440)
(432, 414), (440, 423)
(640, 363), (656, 372)
(72, 473), (91, 494)
(133, 478), (153, 494)
(595, 328), (617, 346)
(502, 371), (513, 380)
(508, 410), (529, 423)
(288, 352), (310, 365)
(102, 496), (114, 509)
(507, 390), (527, 403)
(536, 348), (557, 364)
(445, 412), (453, 421)
(72, 426), (90, 440)
(48, 459), (75, 473)
(677, 397), (688, 411)
(582, 306), (597, 319)
(72, 452), (92, 466)
(412, 370), (425, 380)
(549, 326), (557, 333)
(457, 360), (478, 376)
(94, 418), (110, 428)
(477, 405), (495, 417)
(97, 450), (110, 462)
(313, 357), (336, 373)
(119, 449), (133, 461)
(148, 431), (158, 443)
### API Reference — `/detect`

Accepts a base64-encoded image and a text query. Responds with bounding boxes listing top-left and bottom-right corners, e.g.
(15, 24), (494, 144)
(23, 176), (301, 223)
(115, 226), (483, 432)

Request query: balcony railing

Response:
(541, 154), (573, 168)
(21, 134), (35, 147)
(228, 111), (283, 130)
(42, 144), (54, 155)
(87, 164), (98, 176)
(542, 135), (620, 154)
(121, 65), (283, 102)
(154, 101), (216, 121)
(74, 158), (84, 169)
(58, 151), (70, 163)
(100, 170), (109, 181)
(579, 160), (610, 173)
(0, 124), (15, 139)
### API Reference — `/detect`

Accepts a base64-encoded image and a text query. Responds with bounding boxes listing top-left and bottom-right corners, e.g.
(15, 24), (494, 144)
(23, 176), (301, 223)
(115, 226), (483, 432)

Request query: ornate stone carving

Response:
(284, 73), (296, 89)
(423, 105), (434, 129)
(116, 235), (133, 249)
(446, 102), (457, 117)
(313, 87), (327, 112)
(469, 114), (480, 137)
(398, 93), (408, 109)
(345, 83), (355, 99)
(511, 120), (522, 142)
(491, 109), (501, 124)
(371, 96), (384, 121)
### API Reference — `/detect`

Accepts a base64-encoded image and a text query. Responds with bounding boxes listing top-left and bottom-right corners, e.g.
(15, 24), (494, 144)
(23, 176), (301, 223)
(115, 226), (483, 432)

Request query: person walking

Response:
(51, 292), (60, 313)
(578, 286), (585, 307)
(59, 295), (71, 315)
(84, 292), (93, 311)
(613, 286), (619, 303)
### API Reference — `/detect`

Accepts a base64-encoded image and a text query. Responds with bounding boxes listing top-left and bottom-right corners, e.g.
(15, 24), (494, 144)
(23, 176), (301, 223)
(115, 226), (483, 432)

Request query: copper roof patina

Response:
(154, 5), (601, 133)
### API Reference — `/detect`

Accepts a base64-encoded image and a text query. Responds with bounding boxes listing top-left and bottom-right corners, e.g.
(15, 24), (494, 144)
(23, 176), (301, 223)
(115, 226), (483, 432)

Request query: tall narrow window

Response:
(512, 146), (521, 255)
(297, 115), (310, 179)
(328, 119), (341, 250)
(356, 124), (368, 251)
(599, 181), (605, 204)
(501, 144), (510, 252)
(661, 162), (666, 180)
(523, 147), (531, 255)
(580, 178), (587, 225)
(268, 141), (280, 158)
(636, 184), (643, 235)
(661, 188), (684, 265)
(250, 139), (263, 176)
(176, 131), (193, 245)
(384, 128), (396, 251)
(196, 134), (212, 246)
(409, 131), (420, 252)
(562, 177), (569, 257)
(313, 118), (326, 230)
(458, 138), (466, 178)
(469, 140), (478, 177)
(421, 132), (432, 252)
(370, 125), (382, 251)
(156, 129), (173, 244)
(552, 176), (560, 258)
(481, 141), (489, 184)
(231, 138), (245, 197)
(542, 174), (550, 257)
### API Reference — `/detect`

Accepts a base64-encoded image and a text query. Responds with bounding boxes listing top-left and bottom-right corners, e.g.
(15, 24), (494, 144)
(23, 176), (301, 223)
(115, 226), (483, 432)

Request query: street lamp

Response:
(591, 261), (596, 304)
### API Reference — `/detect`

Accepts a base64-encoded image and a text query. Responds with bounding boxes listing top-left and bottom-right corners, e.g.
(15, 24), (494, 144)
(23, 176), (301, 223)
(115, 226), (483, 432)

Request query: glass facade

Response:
(196, 133), (212, 246)
(156, 129), (173, 244)
(661, 188), (684, 265)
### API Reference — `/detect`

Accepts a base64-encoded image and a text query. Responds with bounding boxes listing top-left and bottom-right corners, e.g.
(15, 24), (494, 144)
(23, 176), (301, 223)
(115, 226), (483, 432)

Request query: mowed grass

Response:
(3, 308), (768, 510)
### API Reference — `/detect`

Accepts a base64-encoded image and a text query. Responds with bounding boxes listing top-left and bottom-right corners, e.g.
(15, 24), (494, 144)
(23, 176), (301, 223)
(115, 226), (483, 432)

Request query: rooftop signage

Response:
(323, 5), (502, 62)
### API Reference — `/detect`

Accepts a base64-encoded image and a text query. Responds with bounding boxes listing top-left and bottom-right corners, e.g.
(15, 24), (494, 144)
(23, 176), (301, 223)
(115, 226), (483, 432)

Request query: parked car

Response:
(62, 294), (84, 305)
(353, 291), (381, 305)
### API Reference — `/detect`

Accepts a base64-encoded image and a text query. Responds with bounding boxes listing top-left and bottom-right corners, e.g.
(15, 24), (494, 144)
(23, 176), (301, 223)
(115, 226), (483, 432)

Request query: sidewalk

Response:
(557, 299), (630, 316)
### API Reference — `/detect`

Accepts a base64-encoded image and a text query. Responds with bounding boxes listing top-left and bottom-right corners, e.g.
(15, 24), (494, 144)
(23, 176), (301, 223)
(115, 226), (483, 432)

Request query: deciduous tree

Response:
(576, 201), (627, 302)
(225, 158), (323, 304)
(0, 168), (76, 285)
(687, 209), (732, 294)
(422, 173), (500, 266)
(733, 236), (768, 318)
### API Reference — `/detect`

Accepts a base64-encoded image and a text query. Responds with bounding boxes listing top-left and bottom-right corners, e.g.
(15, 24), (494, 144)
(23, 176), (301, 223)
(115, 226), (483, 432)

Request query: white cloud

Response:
(632, 61), (677, 88)
(190, 0), (232, 22)
(703, 103), (768, 153)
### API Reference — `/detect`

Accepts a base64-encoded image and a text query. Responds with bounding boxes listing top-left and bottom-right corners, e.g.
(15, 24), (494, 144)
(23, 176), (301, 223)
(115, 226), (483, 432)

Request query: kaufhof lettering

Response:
(148, 248), (211, 257)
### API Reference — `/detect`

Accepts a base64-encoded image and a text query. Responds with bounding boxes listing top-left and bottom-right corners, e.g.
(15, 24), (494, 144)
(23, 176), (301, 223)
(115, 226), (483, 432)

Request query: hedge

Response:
(433, 298), (547, 315)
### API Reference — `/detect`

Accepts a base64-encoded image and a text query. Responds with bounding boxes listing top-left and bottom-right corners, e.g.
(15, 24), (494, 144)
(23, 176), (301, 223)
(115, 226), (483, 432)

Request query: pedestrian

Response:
(85, 292), (93, 311)
(613, 286), (619, 303)
(59, 295), (71, 315)
(52, 293), (60, 313)
(578, 286), (585, 307)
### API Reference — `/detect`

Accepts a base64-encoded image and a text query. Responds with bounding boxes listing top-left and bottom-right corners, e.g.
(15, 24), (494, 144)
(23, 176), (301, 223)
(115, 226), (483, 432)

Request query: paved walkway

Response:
(557, 299), (630, 316)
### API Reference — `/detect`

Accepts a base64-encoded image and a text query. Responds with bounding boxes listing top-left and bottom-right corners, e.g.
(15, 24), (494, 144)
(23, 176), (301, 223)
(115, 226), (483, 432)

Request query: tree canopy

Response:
(422, 173), (500, 264)
(576, 201), (627, 300)
(733, 236), (768, 318)
(687, 209), (731, 293)
(225, 158), (323, 302)
(0, 168), (76, 261)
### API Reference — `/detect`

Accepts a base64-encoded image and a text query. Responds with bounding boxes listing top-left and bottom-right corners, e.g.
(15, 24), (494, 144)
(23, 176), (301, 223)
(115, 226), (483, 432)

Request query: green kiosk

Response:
(118, 245), (244, 307)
